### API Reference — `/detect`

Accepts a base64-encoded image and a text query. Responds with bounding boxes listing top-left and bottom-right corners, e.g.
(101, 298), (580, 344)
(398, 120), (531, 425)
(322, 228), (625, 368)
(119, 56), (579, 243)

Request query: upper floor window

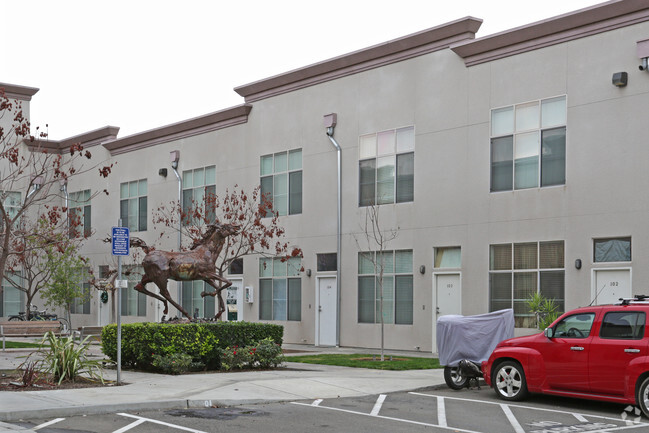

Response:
(1, 191), (21, 225)
(359, 126), (414, 206)
(260, 150), (302, 216)
(594, 237), (631, 263)
(182, 166), (216, 225)
(69, 190), (91, 238)
(489, 241), (565, 327)
(491, 96), (566, 192)
(120, 179), (147, 232)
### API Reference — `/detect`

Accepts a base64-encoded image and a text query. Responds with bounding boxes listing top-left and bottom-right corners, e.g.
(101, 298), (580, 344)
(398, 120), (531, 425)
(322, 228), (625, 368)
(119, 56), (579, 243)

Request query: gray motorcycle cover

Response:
(437, 309), (514, 367)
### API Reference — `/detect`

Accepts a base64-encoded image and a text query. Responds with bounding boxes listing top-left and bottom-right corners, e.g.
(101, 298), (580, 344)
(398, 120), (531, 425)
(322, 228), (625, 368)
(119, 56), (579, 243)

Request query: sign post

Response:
(111, 224), (129, 385)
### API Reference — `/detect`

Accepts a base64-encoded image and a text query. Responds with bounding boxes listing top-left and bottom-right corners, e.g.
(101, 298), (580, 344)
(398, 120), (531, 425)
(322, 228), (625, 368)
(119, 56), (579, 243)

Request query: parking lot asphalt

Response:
(0, 341), (444, 424)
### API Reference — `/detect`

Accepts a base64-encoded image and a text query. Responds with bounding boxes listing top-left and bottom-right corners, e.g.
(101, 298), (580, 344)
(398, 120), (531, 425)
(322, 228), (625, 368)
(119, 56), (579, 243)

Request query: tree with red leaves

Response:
(0, 87), (112, 301)
(152, 185), (303, 320)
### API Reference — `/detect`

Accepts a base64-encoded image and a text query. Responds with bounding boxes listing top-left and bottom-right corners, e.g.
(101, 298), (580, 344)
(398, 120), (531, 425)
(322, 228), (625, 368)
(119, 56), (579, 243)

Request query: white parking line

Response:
(370, 394), (386, 416)
(437, 396), (447, 428)
(291, 401), (481, 433)
(117, 413), (207, 433)
(501, 404), (525, 433)
(312, 399), (323, 406)
(33, 418), (64, 430)
(112, 419), (146, 433)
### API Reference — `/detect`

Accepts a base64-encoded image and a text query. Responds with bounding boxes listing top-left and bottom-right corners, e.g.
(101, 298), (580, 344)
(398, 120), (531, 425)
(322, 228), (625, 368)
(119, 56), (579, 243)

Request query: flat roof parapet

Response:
(0, 82), (39, 101)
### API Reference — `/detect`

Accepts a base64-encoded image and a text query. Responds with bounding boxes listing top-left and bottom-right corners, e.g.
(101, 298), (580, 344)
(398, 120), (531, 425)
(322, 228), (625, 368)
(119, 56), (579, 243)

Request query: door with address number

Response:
(593, 269), (631, 305)
(433, 273), (461, 353)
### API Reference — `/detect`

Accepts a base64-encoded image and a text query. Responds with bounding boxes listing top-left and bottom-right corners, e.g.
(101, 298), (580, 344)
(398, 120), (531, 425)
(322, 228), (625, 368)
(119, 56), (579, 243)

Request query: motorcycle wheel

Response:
(444, 366), (469, 390)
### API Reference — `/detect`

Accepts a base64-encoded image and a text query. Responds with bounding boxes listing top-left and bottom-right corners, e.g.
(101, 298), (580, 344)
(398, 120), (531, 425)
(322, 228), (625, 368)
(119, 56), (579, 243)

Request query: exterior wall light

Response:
(306, 269), (312, 277)
(419, 265), (426, 275)
(575, 259), (582, 270)
(159, 168), (168, 177)
(612, 72), (628, 87)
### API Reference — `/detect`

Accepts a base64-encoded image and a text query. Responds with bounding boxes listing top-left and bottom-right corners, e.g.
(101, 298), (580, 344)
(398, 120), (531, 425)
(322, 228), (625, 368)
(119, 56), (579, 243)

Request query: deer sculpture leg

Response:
(202, 273), (233, 320)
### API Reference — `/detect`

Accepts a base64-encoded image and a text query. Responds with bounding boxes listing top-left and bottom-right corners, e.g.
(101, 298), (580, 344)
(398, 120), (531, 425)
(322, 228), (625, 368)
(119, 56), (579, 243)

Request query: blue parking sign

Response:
(112, 227), (130, 256)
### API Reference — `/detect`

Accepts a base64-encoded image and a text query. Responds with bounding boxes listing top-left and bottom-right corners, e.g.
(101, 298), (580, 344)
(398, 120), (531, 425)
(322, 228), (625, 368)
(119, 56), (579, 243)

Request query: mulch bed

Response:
(0, 370), (114, 392)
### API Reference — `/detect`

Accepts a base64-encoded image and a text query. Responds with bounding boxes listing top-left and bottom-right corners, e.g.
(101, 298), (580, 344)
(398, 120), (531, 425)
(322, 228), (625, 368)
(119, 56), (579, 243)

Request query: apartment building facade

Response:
(2, 0), (648, 352)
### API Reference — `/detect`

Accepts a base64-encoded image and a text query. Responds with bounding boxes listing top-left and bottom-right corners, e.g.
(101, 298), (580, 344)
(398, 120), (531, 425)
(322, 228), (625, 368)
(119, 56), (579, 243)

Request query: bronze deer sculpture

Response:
(127, 222), (239, 320)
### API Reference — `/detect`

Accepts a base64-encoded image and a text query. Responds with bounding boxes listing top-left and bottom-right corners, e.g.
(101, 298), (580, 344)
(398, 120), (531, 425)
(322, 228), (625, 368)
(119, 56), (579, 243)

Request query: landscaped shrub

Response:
(152, 352), (194, 375)
(219, 338), (285, 371)
(101, 321), (283, 371)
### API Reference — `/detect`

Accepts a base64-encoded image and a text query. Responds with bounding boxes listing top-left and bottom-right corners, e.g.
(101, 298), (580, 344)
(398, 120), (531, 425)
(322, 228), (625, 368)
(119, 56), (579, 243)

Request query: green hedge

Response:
(101, 321), (283, 370)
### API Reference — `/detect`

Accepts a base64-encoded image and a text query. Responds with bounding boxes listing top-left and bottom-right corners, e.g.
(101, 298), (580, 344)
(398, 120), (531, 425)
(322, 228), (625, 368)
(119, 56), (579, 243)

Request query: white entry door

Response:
(317, 276), (337, 346)
(593, 269), (631, 305)
(433, 273), (462, 353)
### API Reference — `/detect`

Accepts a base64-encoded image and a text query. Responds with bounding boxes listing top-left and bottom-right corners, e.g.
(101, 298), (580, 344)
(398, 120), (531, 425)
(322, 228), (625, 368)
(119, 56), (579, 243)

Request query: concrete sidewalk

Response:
(0, 342), (444, 424)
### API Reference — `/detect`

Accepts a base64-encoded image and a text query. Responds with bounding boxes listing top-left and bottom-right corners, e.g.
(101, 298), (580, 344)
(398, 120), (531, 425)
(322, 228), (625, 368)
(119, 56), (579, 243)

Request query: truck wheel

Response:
(444, 366), (469, 390)
(493, 360), (528, 401)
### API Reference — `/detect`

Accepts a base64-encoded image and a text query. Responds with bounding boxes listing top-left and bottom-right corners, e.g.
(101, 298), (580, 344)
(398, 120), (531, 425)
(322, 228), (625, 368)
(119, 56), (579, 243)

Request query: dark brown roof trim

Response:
(0, 82), (39, 101)
(452, 0), (649, 66)
(103, 104), (252, 156)
(234, 17), (482, 103)
(28, 126), (120, 154)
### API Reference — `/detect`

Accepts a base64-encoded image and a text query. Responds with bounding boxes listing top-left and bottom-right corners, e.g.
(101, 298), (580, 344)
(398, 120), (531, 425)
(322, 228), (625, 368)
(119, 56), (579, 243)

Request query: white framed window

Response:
(260, 149), (302, 216)
(259, 257), (301, 321)
(122, 265), (146, 316)
(70, 267), (91, 314)
(181, 280), (216, 319)
(120, 179), (147, 232)
(489, 241), (565, 327)
(434, 247), (461, 269)
(1, 272), (23, 317)
(358, 250), (413, 324)
(359, 126), (414, 206)
(1, 191), (21, 226)
(490, 96), (566, 192)
(182, 166), (216, 225)
(69, 190), (91, 238)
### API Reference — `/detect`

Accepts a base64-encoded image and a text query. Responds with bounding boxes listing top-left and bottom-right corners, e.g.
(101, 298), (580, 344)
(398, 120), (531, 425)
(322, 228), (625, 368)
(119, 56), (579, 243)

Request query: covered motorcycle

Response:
(437, 309), (514, 389)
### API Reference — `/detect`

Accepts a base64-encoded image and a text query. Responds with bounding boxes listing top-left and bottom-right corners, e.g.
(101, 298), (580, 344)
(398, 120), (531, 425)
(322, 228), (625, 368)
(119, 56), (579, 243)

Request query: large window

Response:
(490, 96), (566, 192)
(1, 273), (23, 317)
(122, 265), (146, 316)
(359, 126), (414, 206)
(358, 250), (413, 325)
(259, 257), (301, 321)
(260, 150), (302, 216)
(594, 237), (631, 263)
(120, 179), (147, 232)
(182, 281), (216, 319)
(182, 166), (216, 225)
(70, 267), (91, 314)
(69, 190), (91, 238)
(1, 191), (21, 226)
(489, 241), (565, 327)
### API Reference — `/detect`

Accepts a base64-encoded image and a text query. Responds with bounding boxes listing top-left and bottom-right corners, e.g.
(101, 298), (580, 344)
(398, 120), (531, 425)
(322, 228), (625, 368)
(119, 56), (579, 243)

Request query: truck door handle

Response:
(625, 348), (641, 353)
(570, 346), (585, 351)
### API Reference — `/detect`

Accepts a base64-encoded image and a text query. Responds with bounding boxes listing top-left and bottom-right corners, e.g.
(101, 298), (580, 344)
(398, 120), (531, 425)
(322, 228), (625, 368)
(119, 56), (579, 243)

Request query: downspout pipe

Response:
(170, 151), (182, 318)
(324, 113), (341, 347)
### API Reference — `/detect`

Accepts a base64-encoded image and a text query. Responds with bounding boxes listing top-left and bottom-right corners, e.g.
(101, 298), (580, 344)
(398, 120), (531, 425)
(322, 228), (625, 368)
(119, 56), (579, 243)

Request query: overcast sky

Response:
(2, 0), (604, 140)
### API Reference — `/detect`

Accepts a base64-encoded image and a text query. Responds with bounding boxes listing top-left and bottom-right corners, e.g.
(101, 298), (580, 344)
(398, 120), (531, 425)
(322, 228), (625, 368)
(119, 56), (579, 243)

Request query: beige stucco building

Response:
(2, 0), (649, 353)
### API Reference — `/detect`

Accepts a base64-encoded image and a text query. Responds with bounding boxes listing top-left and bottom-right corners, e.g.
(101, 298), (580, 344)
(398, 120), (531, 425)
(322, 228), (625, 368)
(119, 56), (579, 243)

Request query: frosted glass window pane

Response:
(287, 257), (301, 276)
(273, 279), (287, 321)
(377, 130), (395, 156)
(396, 127), (414, 153)
(435, 247), (461, 268)
(259, 258), (273, 278)
(138, 180), (147, 196)
(377, 276), (394, 324)
(129, 181), (138, 197)
(358, 252), (375, 274)
(358, 276), (375, 323)
(194, 168), (204, 187)
(288, 149), (302, 170)
(515, 132), (539, 159)
(378, 251), (394, 274)
(395, 250), (413, 273)
(120, 183), (128, 199)
(183, 170), (193, 189)
(492, 107), (514, 136)
(541, 96), (566, 128)
(515, 102), (539, 132)
(273, 257), (287, 277)
(274, 152), (287, 173)
(205, 166), (216, 185)
(273, 173), (287, 195)
(359, 134), (376, 159)
(261, 155), (273, 175)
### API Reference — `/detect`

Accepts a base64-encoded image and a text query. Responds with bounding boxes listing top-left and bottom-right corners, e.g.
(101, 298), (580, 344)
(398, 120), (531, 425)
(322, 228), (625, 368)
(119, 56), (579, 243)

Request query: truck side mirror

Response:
(544, 327), (554, 338)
